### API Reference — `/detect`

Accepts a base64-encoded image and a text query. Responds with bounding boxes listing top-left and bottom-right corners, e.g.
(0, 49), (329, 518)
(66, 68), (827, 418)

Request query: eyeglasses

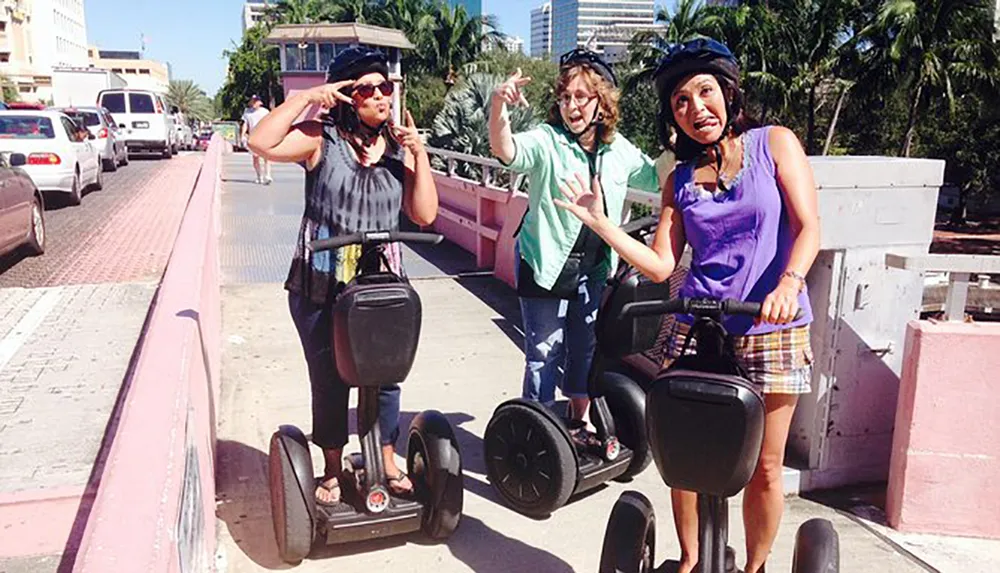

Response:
(353, 81), (394, 99)
(557, 93), (596, 108)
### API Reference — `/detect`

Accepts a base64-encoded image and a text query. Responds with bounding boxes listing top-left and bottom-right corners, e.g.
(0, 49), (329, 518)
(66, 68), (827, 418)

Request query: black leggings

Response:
(287, 291), (401, 450)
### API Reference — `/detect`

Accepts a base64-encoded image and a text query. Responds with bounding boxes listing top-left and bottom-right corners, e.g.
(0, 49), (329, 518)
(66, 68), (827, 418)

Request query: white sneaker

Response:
(264, 176), (273, 185)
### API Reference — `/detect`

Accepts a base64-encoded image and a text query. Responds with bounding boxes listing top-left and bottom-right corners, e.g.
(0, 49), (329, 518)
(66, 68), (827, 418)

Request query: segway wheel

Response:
(600, 371), (652, 480)
(599, 491), (657, 573)
(267, 425), (316, 564)
(407, 410), (464, 539)
(484, 402), (576, 518)
(791, 518), (840, 573)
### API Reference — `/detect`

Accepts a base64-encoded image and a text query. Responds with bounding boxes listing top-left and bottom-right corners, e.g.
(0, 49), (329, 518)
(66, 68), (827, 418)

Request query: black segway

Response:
(483, 217), (668, 518)
(268, 230), (464, 564)
(599, 297), (839, 573)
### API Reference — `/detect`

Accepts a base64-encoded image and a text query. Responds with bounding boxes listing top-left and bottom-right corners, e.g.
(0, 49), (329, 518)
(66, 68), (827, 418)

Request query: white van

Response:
(96, 89), (177, 158)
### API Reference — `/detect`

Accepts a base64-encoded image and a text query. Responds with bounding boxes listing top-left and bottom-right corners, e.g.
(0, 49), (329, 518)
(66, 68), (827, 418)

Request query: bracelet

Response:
(780, 270), (807, 290)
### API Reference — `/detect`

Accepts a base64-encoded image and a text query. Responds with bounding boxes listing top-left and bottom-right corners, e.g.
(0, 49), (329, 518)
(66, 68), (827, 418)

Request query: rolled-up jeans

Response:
(516, 250), (606, 405)
(288, 290), (401, 450)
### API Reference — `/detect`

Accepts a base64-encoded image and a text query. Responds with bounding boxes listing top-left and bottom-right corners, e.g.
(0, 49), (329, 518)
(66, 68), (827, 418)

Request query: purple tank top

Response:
(674, 126), (813, 335)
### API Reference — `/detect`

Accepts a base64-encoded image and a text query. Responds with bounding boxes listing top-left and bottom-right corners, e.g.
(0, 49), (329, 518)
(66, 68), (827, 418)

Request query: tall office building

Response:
(530, 3), (552, 59)
(550, 0), (655, 61)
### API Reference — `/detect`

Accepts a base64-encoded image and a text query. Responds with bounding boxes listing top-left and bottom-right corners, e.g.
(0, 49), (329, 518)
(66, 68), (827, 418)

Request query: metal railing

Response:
(425, 146), (661, 213)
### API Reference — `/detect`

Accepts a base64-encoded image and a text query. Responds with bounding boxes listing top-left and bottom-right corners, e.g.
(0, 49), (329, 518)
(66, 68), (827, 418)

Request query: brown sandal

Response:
(315, 475), (342, 506)
(386, 471), (413, 495)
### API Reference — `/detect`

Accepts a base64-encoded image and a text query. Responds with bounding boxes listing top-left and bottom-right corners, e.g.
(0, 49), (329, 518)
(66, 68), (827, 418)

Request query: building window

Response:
(284, 43), (317, 71)
(319, 43), (334, 70)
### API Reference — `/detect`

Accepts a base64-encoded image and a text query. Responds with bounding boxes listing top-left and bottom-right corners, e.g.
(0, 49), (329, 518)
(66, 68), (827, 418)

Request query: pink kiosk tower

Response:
(263, 23), (415, 125)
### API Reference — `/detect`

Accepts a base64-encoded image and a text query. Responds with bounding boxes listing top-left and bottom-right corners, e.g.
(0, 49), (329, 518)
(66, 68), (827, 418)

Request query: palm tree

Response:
(167, 80), (214, 122)
(767, 0), (855, 154)
(423, 2), (501, 87)
(265, 0), (335, 24)
(623, 0), (719, 90)
(860, 0), (1000, 156)
(428, 73), (536, 174)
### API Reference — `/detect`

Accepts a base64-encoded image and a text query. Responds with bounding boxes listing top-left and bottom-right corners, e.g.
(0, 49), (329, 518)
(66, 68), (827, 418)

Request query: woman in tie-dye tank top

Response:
(556, 39), (820, 573)
(248, 47), (438, 507)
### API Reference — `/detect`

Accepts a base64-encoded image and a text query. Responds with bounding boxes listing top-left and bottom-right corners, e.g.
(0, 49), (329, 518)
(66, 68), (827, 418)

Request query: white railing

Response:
(886, 254), (1000, 321)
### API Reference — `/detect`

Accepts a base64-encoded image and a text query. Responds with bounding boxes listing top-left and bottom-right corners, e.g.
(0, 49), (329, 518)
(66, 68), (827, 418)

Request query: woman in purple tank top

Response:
(555, 39), (820, 573)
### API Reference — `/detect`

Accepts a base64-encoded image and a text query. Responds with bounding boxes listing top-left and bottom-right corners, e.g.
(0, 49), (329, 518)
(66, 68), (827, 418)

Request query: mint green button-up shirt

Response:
(502, 123), (661, 290)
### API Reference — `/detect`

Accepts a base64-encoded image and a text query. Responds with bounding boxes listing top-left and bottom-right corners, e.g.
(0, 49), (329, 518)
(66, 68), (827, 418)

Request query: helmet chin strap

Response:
(566, 105), (603, 148)
(356, 115), (389, 145)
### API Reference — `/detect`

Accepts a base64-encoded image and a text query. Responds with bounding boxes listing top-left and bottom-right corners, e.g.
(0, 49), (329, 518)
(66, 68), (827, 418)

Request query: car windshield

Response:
(63, 111), (101, 127)
(129, 94), (155, 113)
(0, 116), (56, 139)
(101, 93), (126, 114)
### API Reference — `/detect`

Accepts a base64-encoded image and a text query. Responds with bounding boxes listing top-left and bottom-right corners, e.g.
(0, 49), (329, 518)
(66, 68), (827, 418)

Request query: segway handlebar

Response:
(620, 215), (659, 238)
(619, 297), (763, 321)
(308, 231), (444, 253)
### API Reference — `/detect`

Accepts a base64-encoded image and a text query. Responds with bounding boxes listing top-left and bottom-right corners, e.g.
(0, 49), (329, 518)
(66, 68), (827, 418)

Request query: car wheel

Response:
(103, 155), (118, 172)
(93, 165), (103, 191)
(24, 195), (45, 256)
(68, 171), (82, 206)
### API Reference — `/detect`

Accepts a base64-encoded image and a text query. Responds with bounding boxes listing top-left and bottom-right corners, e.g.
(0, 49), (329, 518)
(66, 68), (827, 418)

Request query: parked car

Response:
(171, 110), (195, 150)
(0, 151), (45, 257)
(0, 111), (102, 206)
(6, 102), (47, 111)
(53, 106), (129, 172)
(96, 88), (177, 159)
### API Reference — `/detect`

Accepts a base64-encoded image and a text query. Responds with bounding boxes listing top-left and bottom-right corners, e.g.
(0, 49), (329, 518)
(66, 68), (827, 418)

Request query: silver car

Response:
(53, 106), (129, 172)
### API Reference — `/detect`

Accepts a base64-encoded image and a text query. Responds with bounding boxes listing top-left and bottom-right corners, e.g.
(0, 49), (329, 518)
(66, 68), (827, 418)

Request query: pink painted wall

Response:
(886, 320), (1000, 539)
(430, 173), (525, 288)
(71, 137), (224, 572)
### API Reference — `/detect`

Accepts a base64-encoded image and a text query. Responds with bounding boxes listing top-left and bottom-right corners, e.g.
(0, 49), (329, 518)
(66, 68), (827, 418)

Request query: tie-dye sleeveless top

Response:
(285, 122), (405, 305)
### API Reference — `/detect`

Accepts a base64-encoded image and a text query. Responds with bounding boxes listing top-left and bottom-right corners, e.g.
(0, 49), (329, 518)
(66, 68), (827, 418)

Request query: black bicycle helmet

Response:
(324, 46), (392, 142)
(326, 46), (389, 84)
(653, 38), (739, 101)
(559, 48), (618, 87)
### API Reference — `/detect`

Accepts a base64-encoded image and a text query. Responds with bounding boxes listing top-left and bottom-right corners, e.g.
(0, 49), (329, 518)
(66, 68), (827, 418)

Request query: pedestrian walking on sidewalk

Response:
(246, 47), (438, 508)
(242, 94), (272, 184)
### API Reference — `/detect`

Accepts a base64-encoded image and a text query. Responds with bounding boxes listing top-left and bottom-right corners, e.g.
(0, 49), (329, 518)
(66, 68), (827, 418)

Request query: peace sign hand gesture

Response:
(493, 68), (532, 108)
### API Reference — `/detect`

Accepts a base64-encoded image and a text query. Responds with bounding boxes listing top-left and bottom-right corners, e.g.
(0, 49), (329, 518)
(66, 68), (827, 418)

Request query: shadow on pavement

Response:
(216, 409), (518, 570)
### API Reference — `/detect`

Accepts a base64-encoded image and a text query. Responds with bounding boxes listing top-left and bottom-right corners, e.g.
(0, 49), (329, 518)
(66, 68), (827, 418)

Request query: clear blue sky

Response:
(83, 0), (671, 97)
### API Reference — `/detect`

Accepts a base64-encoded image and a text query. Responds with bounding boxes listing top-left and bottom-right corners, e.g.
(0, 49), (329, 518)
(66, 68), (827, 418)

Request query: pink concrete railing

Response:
(885, 254), (1000, 539)
(71, 137), (224, 571)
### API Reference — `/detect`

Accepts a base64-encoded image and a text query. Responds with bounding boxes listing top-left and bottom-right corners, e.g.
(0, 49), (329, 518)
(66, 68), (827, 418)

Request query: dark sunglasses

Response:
(353, 81), (395, 99)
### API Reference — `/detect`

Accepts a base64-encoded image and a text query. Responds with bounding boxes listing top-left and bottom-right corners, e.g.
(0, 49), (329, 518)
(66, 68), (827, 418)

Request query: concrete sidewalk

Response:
(214, 156), (999, 573)
(0, 155), (204, 573)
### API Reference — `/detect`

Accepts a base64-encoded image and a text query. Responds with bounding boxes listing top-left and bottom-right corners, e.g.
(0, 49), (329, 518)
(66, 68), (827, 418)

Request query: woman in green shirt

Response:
(488, 49), (660, 446)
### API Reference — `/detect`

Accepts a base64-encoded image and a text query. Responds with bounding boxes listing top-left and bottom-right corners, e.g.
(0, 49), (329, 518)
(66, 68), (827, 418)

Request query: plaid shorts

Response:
(661, 318), (814, 395)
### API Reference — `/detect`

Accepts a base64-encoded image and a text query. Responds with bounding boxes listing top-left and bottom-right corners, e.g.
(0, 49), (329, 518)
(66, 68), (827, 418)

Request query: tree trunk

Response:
(806, 83), (817, 155)
(900, 80), (924, 157)
(822, 85), (849, 156)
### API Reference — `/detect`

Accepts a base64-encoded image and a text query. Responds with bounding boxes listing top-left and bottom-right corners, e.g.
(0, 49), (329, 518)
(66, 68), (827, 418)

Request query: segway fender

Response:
(408, 410), (464, 539)
(273, 425), (316, 520)
(408, 410), (462, 475)
(491, 398), (579, 467)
